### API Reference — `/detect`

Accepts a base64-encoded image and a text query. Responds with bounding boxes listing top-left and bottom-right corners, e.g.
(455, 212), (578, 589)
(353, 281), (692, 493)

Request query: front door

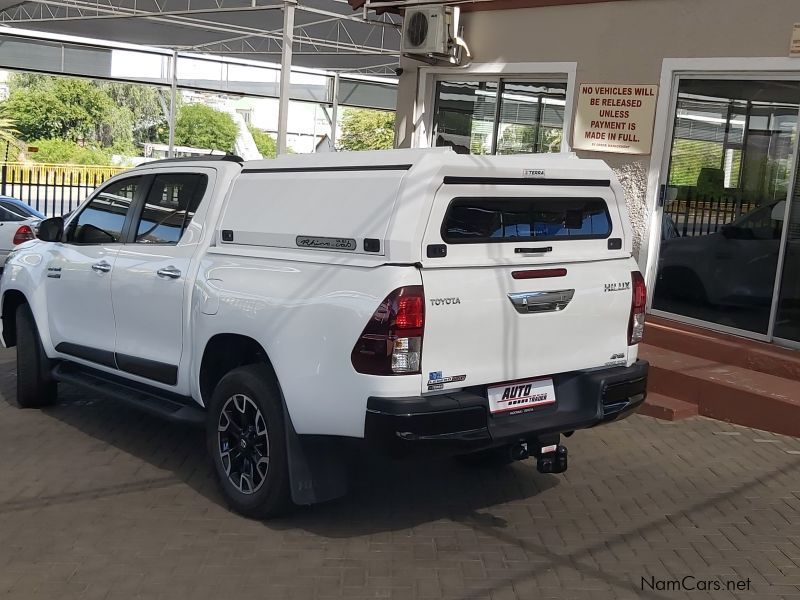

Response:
(651, 78), (800, 338)
(47, 176), (144, 365)
(110, 171), (210, 386)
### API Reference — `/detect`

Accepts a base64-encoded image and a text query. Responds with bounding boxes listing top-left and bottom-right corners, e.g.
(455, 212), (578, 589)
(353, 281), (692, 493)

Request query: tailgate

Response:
(420, 183), (635, 394)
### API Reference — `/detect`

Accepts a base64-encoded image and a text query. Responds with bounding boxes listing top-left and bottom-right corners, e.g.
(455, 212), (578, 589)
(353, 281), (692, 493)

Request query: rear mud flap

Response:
(283, 404), (349, 506)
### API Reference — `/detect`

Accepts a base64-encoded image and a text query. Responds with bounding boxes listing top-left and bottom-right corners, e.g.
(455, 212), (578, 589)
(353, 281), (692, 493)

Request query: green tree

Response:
(497, 124), (535, 154)
(337, 108), (395, 151)
(4, 76), (132, 149)
(28, 138), (112, 165)
(248, 125), (277, 159)
(2, 73), (172, 161)
(101, 82), (170, 146)
(174, 104), (238, 153)
(0, 105), (23, 160)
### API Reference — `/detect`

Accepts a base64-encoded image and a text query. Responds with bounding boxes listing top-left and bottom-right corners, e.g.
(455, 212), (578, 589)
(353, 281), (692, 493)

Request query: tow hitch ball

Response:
(536, 444), (568, 474)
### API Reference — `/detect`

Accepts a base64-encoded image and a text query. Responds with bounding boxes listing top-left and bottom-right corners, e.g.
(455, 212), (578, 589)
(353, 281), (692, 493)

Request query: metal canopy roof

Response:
(0, 0), (402, 74)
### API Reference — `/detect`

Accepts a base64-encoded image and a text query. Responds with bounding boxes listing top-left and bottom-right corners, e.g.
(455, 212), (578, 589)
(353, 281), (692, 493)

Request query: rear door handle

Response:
(507, 289), (575, 314)
(157, 266), (182, 279)
(91, 261), (111, 273)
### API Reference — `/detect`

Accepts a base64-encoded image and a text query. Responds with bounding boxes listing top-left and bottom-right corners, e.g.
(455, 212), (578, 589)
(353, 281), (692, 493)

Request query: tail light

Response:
(628, 271), (647, 345)
(12, 225), (35, 245)
(351, 286), (424, 375)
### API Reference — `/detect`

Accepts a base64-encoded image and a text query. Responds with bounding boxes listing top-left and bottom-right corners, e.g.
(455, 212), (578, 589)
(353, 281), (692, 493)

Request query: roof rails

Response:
(134, 155), (244, 168)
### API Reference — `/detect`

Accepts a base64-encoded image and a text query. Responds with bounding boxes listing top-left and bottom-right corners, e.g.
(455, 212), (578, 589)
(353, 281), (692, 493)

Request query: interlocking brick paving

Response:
(0, 347), (799, 599)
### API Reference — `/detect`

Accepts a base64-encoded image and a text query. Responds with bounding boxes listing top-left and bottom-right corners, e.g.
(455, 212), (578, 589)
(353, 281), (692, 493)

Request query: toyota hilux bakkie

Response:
(0, 148), (648, 517)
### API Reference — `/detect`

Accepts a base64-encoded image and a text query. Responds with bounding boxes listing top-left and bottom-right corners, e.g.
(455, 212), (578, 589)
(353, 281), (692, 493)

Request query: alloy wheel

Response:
(217, 393), (270, 494)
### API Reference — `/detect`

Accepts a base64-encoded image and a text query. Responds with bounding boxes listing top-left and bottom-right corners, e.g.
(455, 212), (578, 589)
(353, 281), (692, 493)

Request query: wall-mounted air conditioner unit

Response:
(401, 5), (450, 56)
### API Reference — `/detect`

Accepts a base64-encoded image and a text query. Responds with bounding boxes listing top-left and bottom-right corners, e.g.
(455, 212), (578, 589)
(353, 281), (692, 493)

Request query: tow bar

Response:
(536, 443), (568, 474)
(508, 438), (569, 474)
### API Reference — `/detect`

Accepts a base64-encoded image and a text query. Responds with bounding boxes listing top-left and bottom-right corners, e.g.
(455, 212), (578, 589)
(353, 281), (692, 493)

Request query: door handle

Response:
(157, 266), (182, 279)
(507, 289), (575, 314)
(91, 260), (111, 274)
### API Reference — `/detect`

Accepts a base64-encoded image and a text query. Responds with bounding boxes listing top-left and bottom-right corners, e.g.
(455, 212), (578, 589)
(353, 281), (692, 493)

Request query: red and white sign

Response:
(791, 23), (800, 57)
(488, 378), (556, 414)
(573, 84), (658, 155)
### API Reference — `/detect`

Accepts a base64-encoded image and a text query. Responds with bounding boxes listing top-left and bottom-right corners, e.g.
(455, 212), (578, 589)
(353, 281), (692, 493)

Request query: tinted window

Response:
(69, 178), (141, 244)
(443, 197), (612, 243)
(0, 205), (24, 222)
(0, 201), (33, 221)
(134, 173), (208, 245)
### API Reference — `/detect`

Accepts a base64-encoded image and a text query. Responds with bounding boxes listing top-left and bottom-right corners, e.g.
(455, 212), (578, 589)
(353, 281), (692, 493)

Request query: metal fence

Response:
(664, 194), (757, 237)
(0, 163), (124, 217)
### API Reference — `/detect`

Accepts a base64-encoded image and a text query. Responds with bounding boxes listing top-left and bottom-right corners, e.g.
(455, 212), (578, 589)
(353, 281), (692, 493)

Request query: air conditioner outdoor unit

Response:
(401, 5), (450, 56)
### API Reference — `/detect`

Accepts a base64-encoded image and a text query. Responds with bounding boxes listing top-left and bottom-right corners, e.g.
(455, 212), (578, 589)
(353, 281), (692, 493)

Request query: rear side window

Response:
(134, 173), (208, 245)
(0, 205), (24, 222)
(442, 197), (612, 243)
(0, 201), (31, 221)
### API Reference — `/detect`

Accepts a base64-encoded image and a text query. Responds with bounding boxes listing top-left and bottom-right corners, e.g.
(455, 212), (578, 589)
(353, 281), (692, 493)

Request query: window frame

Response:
(431, 77), (570, 156)
(440, 196), (613, 244)
(63, 168), (214, 247)
(64, 175), (148, 246)
(414, 62), (577, 153)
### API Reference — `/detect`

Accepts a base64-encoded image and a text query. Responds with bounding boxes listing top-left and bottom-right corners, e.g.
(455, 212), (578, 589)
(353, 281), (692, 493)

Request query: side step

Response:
(53, 363), (206, 427)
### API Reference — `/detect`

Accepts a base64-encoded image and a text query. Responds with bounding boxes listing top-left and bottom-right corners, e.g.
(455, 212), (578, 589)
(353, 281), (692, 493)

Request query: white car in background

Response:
(0, 197), (43, 269)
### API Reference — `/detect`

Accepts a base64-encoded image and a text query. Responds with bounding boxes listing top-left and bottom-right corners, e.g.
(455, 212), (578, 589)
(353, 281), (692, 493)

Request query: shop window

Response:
(432, 79), (567, 155)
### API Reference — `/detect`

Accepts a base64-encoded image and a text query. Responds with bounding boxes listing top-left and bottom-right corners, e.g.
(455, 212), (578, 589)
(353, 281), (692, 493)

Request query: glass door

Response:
(651, 78), (800, 338)
(773, 142), (800, 344)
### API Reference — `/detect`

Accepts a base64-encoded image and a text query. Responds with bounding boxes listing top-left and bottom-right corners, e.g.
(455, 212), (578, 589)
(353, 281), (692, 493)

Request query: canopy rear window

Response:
(442, 197), (612, 243)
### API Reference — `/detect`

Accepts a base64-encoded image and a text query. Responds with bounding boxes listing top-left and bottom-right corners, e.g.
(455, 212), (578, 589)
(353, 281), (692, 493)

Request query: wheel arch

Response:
(198, 333), (276, 405)
(1, 288), (29, 347)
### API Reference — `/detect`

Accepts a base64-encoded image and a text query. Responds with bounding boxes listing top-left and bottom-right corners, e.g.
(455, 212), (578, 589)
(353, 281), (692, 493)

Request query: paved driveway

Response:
(1, 347), (799, 600)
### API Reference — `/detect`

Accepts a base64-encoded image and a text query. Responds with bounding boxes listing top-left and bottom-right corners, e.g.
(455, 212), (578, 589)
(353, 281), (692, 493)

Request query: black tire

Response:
(456, 446), (515, 468)
(15, 303), (57, 408)
(206, 364), (292, 519)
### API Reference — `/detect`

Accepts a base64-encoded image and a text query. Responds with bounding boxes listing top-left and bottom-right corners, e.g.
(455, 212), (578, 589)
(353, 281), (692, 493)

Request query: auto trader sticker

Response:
(488, 378), (557, 414)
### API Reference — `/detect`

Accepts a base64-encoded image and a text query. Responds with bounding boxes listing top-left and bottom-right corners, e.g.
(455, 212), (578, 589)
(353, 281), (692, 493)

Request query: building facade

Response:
(390, 0), (800, 350)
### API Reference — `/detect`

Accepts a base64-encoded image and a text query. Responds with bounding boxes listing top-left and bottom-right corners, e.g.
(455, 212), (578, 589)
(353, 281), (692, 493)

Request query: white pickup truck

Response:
(0, 148), (648, 518)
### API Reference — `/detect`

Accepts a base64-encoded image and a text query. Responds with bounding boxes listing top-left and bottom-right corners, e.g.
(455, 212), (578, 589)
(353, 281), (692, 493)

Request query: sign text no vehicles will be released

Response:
(573, 84), (659, 155)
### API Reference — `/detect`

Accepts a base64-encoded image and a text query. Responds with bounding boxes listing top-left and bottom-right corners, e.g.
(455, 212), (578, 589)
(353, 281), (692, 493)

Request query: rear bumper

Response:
(365, 360), (648, 456)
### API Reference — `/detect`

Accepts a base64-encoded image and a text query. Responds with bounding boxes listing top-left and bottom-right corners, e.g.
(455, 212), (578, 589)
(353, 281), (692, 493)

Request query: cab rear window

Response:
(442, 197), (612, 243)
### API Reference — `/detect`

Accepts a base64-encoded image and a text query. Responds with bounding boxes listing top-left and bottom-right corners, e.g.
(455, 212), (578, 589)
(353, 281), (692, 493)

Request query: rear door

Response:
(420, 182), (635, 396)
(111, 170), (211, 386)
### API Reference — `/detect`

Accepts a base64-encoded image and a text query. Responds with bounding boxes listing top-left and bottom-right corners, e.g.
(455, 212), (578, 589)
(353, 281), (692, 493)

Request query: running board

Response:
(52, 363), (206, 427)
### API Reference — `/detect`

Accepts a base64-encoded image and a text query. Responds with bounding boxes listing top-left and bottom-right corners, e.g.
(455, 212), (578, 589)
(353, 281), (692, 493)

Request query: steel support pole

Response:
(168, 49), (178, 158)
(330, 73), (340, 148)
(277, 0), (296, 155)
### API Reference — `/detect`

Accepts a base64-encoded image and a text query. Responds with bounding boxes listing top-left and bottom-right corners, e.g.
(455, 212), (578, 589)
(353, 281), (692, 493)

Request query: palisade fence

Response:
(0, 162), (124, 217)
(663, 193), (757, 237)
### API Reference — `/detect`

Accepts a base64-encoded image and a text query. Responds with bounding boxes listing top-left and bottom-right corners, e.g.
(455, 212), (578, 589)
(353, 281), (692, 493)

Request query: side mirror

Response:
(37, 217), (64, 242)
